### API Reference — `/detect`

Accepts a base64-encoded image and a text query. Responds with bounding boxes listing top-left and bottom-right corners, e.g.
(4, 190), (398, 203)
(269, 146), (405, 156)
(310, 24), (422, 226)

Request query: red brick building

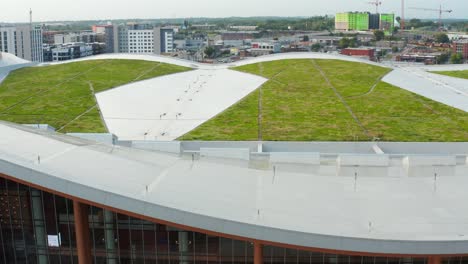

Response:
(453, 40), (468, 60)
(340, 48), (375, 60)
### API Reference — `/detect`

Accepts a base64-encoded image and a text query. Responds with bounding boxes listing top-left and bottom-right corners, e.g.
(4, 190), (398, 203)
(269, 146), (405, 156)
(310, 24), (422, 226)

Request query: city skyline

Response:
(1, 0), (467, 23)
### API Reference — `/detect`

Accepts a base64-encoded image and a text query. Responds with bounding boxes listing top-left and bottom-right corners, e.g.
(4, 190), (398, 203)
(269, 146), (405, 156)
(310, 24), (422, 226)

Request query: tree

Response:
(338, 38), (349, 49)
(434, 33), (450, 44)
(374, 30), (385, 41)
(338, 37), (357, 49)
(311, 43), (321, 52)
(204, 46), (215, 58)
(436, 53), (450, 64)
(450, 53), (464, 64)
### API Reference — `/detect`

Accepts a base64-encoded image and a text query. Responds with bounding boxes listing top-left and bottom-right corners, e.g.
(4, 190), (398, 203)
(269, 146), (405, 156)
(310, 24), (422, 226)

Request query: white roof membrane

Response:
(96, 68), (267, 140)
(0, 122), (468, 255)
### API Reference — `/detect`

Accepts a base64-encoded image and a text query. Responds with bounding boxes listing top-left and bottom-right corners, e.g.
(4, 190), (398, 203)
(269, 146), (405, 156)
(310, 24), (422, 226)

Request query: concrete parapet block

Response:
(67, 133), (118, 145)
(270, 152), (320, 165)
(200, 148), (250, 161)
(131, 141), (182, 154)
(268, 152), (321, 174)
(403, 156), (457, 177)
(338, 154), (390, 167)
(337, 154), (390, 177)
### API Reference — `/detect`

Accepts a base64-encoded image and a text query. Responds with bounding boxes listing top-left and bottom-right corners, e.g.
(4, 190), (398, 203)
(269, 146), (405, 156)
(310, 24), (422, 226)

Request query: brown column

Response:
(254, 241), (263, 264)
(73, 200), (92, 264)
(428, 256), (442, 264)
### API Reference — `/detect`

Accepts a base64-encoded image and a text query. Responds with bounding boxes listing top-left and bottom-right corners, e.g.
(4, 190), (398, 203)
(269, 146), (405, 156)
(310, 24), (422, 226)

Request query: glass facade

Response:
(379, 14), (395, 35)
(0, 177), (465, 264)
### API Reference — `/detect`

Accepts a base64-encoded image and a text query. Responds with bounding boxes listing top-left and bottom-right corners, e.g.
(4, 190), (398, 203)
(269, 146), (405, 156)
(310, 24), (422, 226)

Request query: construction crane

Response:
(409, 5), (453, 30)
(367, 0), (382, 14)
(401, 0), (405, 30)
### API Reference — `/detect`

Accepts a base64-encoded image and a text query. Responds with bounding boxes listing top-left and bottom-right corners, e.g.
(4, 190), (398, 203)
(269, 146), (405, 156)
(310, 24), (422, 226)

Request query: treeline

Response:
(256, 16), (335, 31)
(404, 19), (436, 29)
(448, 21), (468, 32)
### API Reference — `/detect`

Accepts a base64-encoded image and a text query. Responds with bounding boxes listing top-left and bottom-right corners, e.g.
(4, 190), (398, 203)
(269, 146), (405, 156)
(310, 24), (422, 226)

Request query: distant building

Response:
(335, 12), (395, 34)
(112, 24), (174, 55)
(43, 42), (105, 62)
(341, 47), (375, 60)
(128, 28), (155, 53)
(452, 39), (468, 60)
(174, 37), (205, 51)
(0, 25), (43, 62)
(310, 36), (342, 46)
(104, 26), (115, 53)
(42, 30), (61, 45)
(92, 24), (113, 34)
(335, 12), (370, 31)
(228, 25), (258, 31)
(369, 14), (380, 30)
(380, 14), (395, 34)
(250, 42), (281, 56)
(91, 24), (115, 53)
(222, 32), (254, 41)
(154, 27), (175, 54)
(54, 32), (101, 45)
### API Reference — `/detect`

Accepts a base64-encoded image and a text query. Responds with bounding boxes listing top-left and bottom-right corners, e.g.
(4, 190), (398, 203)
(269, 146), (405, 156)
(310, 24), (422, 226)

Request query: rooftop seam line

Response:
(311, 59), (371, 139)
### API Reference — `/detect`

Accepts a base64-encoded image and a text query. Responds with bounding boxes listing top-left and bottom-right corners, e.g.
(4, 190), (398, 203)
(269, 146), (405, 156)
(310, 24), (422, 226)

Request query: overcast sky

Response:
(2, 0), (466, 23)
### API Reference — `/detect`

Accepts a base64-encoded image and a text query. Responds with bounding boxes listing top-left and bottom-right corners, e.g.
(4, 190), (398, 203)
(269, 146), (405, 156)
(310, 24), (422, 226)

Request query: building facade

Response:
(250, 42), (281, 56)
(335, 12), (395, 34)
(340, 47), (376, 60)
(335, 13), (369, 31)
(0, 25), (43, 62)
(0, 117), (468, 264)
(380, 14), (395, 35)
(104, 26), (115, 53)
(43, 42), (104, 62)
(0, 177), (454, 264)
(368, 14), (380, 30)
(112, 24), (174, 55)
(453, 39), (468, 60)
(154, 27), (175, 54)
(128, 29), (155, 54)
(54, 32), (98, 45)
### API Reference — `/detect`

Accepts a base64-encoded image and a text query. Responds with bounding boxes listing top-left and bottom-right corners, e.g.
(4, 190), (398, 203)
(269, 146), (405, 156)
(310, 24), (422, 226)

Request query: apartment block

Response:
(111, 24), (174, 55)
(0, 25), (43, 62)
(453, 39), (468, 60)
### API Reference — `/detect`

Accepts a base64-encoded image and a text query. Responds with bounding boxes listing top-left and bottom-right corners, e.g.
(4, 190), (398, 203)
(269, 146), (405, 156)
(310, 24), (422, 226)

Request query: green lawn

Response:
(180, 59), (468, 142)
(0, 59), (191, 133)
(431, 70), (468, 80)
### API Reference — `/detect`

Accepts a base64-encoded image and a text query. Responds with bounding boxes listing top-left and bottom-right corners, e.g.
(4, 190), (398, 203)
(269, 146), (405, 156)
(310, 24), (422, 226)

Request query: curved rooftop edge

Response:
(0, 52), (36, 84)
(36, 52), (468, 113)
(1, 121), (468, 256)
(39, 52), (392, 70)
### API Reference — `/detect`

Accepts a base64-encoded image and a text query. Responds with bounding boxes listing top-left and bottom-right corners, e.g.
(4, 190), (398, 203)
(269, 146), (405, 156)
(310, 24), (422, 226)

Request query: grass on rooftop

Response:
(431, 70), (468, 80)
(179, 59), (468, 142)
(0, 59), (191, 133)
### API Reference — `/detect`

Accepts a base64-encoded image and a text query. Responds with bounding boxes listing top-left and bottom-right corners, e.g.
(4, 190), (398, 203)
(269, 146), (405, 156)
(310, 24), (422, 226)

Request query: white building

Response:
(51, 43), (93, 62)
(0, 25), (43, 62)
(250, 41), (281, 56)
(54, 32), (99, 45)
(128, 29), (154, 54)
(113, 24), (174, 55)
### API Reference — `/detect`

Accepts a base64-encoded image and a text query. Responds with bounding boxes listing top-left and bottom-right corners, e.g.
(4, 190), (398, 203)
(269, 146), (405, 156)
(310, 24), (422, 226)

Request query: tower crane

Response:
(409, 5), (452, 30)
(401, 0), (405, 30)
(367, 0), (382, 14)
